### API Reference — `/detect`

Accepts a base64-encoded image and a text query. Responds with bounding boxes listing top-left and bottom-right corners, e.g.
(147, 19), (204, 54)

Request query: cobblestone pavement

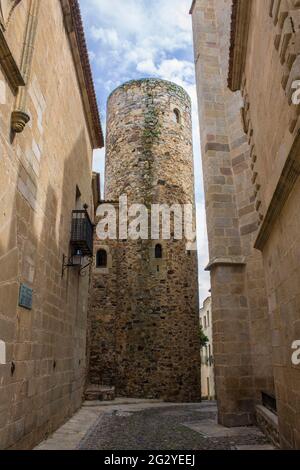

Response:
(78, 401), (273, 450)
(36, 399), (274, 450)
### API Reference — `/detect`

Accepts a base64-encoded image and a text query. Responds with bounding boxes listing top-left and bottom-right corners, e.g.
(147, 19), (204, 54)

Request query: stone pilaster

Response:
(191, 0), (273, 426)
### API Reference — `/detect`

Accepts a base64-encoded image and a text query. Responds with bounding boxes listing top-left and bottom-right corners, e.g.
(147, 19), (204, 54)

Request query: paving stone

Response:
(78, 403), (272, 450)
(234, 444), (276, 450)
(183, 420), (264, 438)
(36, 401), (273, 451)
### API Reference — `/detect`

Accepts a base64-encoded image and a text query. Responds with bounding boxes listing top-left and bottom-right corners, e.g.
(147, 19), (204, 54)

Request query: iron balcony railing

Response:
(70, 210), (93, 256)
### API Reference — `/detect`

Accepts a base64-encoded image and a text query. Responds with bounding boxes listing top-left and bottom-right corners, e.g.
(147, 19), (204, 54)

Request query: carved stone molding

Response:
(205, 256), (246, 271)
(269, 0), (300, 133)
(0, 0), (22, 31)
(228, 0), (252, 91)
(189, 0), (196, 15)
(240, 83), (265, 223)
(0, 28), (24, 92)
(12, 0), (40, 133)
(255, 130), (300, 250)
(0, 0), (24, 93)
(11, 109), (30, 132)
(60, 0), (104, 149)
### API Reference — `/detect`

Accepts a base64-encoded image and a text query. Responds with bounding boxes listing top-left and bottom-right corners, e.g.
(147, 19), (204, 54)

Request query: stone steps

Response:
(85, 385), (115, 402)
(255, 405), (280, 448)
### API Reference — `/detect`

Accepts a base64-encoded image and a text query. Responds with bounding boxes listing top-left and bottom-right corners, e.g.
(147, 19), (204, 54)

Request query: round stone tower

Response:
(90, 79), (200, 402)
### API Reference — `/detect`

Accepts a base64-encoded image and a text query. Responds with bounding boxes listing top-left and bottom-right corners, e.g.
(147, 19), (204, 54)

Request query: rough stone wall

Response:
(238, 0), (300, 449)
(0, 0), (95, 449)
(88, 234), (118, 387)
(89, 79), (200, 401)
(191, 0), (273, 426)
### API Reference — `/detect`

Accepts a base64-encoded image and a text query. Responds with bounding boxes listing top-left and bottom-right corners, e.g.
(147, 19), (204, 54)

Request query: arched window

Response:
(173, 108), (181, 124)
(155, 244), (163, 259)
(96, 249), (107, 268)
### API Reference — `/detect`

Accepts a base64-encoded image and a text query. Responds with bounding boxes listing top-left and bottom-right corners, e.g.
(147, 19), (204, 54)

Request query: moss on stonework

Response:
(108, 78), (191, 105)
(142, 92), (162, 142)
(140, 88), (160, 210)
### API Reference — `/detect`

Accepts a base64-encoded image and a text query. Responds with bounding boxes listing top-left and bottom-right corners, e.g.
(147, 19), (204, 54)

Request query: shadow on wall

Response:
(0, 127), (92, 449)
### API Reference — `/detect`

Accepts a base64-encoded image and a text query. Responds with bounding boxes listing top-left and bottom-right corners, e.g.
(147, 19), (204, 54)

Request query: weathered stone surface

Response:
(85, 385), (115, 402)
(225, 0), (300, 450)
(191, 0), (274, 428)
(88, 79), (201, 402)
(256, 405), (280, 449)
(35, 401), (274, 451)
(192, 0), (300, 450)
(0, 0), (101, 450)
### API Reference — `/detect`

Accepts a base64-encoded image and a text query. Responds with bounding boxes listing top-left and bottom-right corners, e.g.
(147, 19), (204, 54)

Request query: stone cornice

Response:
(60, 0), (104, 149)
(205, 256), (246, 271)
(189, 0), (196, 15)
(255, 131), (300, 251)
(0, 29), (24, 92)
(200, 296), (211, 310)
(0, 0), (22, 31)
(228, 0), (252, 91)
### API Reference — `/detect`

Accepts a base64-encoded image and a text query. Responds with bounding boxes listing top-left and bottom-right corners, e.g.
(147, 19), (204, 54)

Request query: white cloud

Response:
(90, 26), (120, 48)
(88, 50), (96, 62)
(136, 59), (157, 75)
(83, 0), (194, 80)
(137, 58), (195, 85)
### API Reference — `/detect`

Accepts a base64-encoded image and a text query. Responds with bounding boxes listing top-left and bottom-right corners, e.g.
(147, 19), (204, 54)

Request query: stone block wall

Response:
(226, 0), (300, 449)
(234, 0), (300, 448)
(88, 236), (118, 387)
(88, 79), (201, 402)
(191, 0), (274, 427)
(0, 0), (98, 449)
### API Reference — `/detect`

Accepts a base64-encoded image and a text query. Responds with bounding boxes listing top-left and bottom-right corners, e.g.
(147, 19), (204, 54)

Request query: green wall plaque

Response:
(19, 284), (33, 310)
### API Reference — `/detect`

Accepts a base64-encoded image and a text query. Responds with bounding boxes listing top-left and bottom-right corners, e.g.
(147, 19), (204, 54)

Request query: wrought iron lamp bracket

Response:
(79, 257), (93, 277)
(62, 254), (92, 278)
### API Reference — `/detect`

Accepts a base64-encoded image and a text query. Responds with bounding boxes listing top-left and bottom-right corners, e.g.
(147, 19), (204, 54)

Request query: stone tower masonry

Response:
(88, 79), (201, 401)
(190, 0), (274, 426)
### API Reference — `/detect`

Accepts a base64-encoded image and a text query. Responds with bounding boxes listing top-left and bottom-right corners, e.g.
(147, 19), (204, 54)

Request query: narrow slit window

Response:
(96, 249), (108, 268)
(155, 244), (163, 259)
(173, 108), (181, 124)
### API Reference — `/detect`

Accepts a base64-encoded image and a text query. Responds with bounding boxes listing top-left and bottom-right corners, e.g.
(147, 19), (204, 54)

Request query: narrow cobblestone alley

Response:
(36, 401), (275, 451)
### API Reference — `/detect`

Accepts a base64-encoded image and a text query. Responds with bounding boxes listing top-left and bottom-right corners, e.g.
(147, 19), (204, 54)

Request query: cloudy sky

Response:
(80, 0), (210, 304)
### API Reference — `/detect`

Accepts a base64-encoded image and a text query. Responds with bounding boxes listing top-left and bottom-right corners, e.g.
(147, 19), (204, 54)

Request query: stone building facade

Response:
(228, 0), (300, 450)
(200, 296), (215, 400)
(0, 0), (103, 449)
(190, 0), (274, 429)
(88, 79), (201, 402)
(191, 0), (300, 449)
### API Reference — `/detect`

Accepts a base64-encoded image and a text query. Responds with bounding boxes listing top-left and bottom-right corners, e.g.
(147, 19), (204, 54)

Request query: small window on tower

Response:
(155, 244), (163, 259)
(173, 108), (181, 124)
(96, 249), (108, 268)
